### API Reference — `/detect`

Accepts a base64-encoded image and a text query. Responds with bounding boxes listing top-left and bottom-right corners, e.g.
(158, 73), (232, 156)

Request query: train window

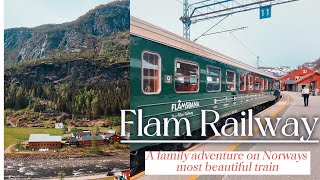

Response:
(239, 74), (246, 91)
(206, 66), (221, 92)
(265, 80), (268, 90)
(142, 51), (161, 94)
(175, 59), (199, 93)
(261, 78), (265, 90)
(248, 75), (254, 90)
(226, 70), (236, 91)
(275, 81), (280, 90)
(273, 81), (276, 90)
(255, 77), (260, 90)
(268, 81), (273, 90)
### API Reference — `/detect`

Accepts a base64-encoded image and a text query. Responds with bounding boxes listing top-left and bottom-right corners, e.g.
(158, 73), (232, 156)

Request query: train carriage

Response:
(130, 16), (280, 173)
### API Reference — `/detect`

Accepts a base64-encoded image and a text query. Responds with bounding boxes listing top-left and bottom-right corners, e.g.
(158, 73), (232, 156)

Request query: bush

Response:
(15, 142), (25, 151)
(70, 128), (80, 133)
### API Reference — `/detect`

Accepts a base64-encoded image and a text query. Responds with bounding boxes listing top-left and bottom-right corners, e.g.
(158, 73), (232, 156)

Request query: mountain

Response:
(4, 0), (130, 127)
(259, 66), (297, 77)
(301, 58), (320, 71)
(260, 57), (320, 77)
(4, 0), (130, 64)
(5, 59), (129, 87)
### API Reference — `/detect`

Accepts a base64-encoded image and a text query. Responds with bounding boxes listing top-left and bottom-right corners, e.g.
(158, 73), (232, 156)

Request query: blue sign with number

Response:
(260, 5), (272, 19)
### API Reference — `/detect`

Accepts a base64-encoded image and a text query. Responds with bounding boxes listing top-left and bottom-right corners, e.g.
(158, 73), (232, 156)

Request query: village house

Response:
(98, 130), (122, 143)
(55, 123), (64, 129)
(68, 129), (123, 146)
(27, 134), (62, 150)
(79, 135), (104, 146)
(114, 169), (130, 180)
(105, 133), (121, 143)
(98, 129), (116, 135)
(280, 66), (319, 95)
(72, 130), (92, 138)
(68, 137), (78, 146)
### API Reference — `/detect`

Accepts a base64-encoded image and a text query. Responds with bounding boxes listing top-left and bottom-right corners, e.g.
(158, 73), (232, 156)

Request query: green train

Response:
(130, 17), (280, 173)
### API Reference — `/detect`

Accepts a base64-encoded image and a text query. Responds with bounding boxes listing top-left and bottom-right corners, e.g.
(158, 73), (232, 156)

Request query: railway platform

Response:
(132, 92), (320, 180)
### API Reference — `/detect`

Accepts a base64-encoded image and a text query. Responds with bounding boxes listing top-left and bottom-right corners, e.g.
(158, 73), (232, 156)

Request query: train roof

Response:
(130, 16), (277, 80)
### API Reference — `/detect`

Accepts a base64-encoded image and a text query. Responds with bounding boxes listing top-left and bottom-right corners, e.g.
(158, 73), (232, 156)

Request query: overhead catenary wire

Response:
(229, 31), (257, 57)
(193, 15), (230, 42)
(229, 31), (261, 67)
(175, 0), (183, 5)
(176, 0), (260, 66)
(195, 1), (260, 62)
(203, 26), (248, 36)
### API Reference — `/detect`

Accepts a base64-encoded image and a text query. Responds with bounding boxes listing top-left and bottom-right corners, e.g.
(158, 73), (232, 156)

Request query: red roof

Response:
(280, 66), (314, 81)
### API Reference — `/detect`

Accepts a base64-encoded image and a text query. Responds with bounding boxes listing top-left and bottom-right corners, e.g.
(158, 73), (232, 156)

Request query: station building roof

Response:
(29, 134), (62, 142)
(81, 135), (104, 141)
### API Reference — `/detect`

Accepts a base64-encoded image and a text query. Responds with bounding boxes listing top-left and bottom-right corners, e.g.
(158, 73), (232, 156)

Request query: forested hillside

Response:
(4, 0), (130, 128)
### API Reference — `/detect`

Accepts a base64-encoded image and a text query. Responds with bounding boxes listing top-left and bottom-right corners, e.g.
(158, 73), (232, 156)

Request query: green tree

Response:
(95, 125), (100, 135)
(58, 171), (65, 180)
(91, 133), (99, 153)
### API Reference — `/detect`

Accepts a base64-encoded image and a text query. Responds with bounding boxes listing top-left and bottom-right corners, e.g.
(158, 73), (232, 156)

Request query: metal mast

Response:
(181, 0), (191, 39)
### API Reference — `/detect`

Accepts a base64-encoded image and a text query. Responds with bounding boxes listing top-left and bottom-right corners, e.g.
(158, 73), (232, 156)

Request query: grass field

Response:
(4, 126), (121, 149)
(4, 127), (63, 149)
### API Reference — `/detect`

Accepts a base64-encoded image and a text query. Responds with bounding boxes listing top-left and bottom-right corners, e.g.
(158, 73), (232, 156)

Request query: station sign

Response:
(260, 5), (272, 19)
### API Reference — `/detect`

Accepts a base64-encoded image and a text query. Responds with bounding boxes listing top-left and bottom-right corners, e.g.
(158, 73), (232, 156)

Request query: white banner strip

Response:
(145, 151), (310, 175)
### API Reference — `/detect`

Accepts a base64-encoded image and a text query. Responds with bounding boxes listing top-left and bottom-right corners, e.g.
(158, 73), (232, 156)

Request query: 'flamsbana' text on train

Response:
(171, 100), (200, 112)
(121, 109), (319, 141)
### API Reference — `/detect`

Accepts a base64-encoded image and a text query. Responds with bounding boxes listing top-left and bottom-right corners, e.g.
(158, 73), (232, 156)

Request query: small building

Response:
(121, 169), (130, 180)
(280, 66), (314, 91)
(72, 130), (92, 139)
(114, 169), (130, 180)
(27, 134), (62, 150)
(294, 72), (320, 93)
(98, 129), (116, 135)
(55, 123), (64, 129)
(68, 137), (78, 146)
(279, 66), (320, 95)
(79, 135), (104, 146)
(105, 133), (121, 143)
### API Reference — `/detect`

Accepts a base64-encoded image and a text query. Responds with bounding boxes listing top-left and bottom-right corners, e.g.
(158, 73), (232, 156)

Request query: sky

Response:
(5, 0), (112, 29)
(131, 0), (320, 68)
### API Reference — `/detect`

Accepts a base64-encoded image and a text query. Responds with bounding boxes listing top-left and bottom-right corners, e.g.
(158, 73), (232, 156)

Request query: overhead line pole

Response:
(182, 0), (191, 40)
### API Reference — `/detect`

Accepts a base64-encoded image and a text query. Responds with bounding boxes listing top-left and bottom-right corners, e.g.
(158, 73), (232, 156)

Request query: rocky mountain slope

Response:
(260, 57), (320, 77)
(4, 0), (130, 126)
(301, 58), (320, 71)
(259, 66), (296, 77)
(4, 0), (129, 63)
(5, 59), (129, 87)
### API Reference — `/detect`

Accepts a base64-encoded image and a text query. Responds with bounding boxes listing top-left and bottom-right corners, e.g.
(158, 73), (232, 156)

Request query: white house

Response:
(55, 123), (64, 129)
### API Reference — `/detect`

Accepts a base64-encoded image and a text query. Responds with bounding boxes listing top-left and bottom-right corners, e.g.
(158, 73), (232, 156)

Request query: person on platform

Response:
(315, 88), (319, 96)
(302, 86), (310, 107)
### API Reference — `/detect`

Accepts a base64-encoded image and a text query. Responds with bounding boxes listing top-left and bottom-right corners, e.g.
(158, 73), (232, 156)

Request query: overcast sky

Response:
(131, 0), (320, 68)
(5, 0), (112, 29)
